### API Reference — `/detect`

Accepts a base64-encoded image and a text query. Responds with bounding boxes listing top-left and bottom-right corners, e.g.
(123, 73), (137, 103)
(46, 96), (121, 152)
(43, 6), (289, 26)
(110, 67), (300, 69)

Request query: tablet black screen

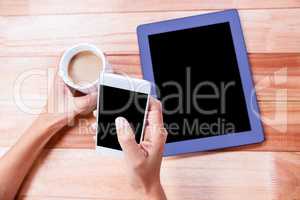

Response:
(148, 22), (251, 143)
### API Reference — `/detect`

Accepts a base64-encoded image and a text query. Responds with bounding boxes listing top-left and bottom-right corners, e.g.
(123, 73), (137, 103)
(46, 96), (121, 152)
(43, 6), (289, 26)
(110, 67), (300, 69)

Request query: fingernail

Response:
(93, 110), (97, 117)
(115, 117), (127, 129)
(91, 123), (97, 130)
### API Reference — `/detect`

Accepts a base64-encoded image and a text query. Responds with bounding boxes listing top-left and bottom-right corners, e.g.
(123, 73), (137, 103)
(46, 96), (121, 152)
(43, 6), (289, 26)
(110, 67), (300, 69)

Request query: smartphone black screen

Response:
(148, 22), (251, 143)
(97, 85), (148, 150)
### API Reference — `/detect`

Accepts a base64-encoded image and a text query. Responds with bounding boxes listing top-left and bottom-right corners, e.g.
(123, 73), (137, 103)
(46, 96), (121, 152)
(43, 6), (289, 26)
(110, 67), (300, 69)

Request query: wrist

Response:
(33, 111), (72, 137)
(143, 182), (166, 200)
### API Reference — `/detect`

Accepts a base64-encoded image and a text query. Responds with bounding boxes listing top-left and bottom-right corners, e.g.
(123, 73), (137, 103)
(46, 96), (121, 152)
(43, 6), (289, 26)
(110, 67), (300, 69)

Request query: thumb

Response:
(115, 117), (143, 157)
(74, 92), (97, 114)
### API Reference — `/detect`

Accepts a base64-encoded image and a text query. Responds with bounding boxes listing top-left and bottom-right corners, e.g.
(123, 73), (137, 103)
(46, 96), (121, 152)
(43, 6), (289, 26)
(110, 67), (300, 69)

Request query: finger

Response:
(139, 141), (151, 157)
(147, 99), (168, 153)
(140, 141), (152, 152)
(115, 117), (143, 157)
(146, 124), (168, 144)
(142, 126), (153, 142)
(91, 122), (97, 131)
(143, 123), (168, 154)
(74, 92), (97, 114)
(93, 109), (98, 118)
(142, 126), (152, 142)
(147, 110), (163, 126)
(147, 97), (163, 125)
(151, 127), (168, 154)
(148, 96), (162, 112)
(143, 97), (166, 150)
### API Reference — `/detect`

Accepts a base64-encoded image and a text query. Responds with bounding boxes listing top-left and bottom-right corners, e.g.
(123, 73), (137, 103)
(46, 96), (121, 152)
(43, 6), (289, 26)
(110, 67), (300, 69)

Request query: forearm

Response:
(0, 113), (68, 200)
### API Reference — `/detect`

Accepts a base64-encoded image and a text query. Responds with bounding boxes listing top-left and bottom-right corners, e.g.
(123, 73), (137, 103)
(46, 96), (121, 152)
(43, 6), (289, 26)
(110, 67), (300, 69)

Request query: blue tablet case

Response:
(137, 10), (264, 156)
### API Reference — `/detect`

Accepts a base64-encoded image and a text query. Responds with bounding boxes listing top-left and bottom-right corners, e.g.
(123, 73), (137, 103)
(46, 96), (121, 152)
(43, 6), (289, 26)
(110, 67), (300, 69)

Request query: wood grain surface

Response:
(0, 0), (300, 199)
(1, 9), (300, 54)
(0, 148), (299, 200)
(0, 54), (299, 152)
(1, 0), (300, 15)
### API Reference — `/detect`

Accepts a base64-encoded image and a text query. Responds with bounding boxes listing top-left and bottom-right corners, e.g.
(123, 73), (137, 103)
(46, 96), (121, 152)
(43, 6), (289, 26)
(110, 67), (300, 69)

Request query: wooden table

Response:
(1, 1), (300, 199)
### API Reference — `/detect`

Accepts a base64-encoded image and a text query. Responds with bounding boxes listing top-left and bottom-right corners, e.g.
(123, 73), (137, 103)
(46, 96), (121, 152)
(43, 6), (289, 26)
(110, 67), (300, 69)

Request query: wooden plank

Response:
(249, 53), (300, 101)
(0, 149), (296, 200)
(0, 53), (299, 102)
(1, 0), (300, 16)
(0, 98), (299, 151)
(46, 101), (300, 152)
(1, 9), (300, 54)
(0, 54), (299, 151)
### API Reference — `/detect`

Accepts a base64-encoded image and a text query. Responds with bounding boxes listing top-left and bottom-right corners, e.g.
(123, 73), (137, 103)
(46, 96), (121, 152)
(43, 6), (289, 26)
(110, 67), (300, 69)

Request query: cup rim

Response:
(59, 43), (106, 91)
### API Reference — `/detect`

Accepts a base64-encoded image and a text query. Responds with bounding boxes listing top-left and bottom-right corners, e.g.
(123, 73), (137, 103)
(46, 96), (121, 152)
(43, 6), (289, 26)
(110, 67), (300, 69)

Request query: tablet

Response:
(137, 9), (264, 156)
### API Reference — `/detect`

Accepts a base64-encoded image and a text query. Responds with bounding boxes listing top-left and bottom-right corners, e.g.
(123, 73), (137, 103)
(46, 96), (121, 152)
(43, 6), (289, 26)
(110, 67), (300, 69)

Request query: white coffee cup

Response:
(59, 43), (112, 94)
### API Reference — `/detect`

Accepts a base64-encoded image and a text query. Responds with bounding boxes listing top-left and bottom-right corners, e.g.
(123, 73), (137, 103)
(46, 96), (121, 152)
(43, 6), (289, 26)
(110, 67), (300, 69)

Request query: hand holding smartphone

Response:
(95, 75), (167, 198)
(96, 73), (151, 155)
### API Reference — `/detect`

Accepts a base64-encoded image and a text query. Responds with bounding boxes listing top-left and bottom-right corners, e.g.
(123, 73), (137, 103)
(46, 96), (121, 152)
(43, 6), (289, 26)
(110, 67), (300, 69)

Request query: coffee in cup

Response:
(59, 43), (111, 94)
(68, 51), (102, 86)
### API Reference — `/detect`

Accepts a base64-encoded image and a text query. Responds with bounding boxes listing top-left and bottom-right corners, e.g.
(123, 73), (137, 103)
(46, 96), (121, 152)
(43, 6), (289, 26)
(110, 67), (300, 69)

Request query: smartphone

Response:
(96, 73), (151, 155)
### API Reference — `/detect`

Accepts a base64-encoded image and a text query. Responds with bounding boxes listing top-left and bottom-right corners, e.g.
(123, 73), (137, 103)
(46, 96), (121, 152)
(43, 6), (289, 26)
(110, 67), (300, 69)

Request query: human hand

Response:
(115, 97), (168, 200)
(0, 70), (97, 200)
(43, 70), (97, 126)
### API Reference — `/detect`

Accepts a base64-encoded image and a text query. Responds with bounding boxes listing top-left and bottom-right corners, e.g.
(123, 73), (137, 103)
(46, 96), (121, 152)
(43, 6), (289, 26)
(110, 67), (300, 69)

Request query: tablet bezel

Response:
(137, 9), (264, 156)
